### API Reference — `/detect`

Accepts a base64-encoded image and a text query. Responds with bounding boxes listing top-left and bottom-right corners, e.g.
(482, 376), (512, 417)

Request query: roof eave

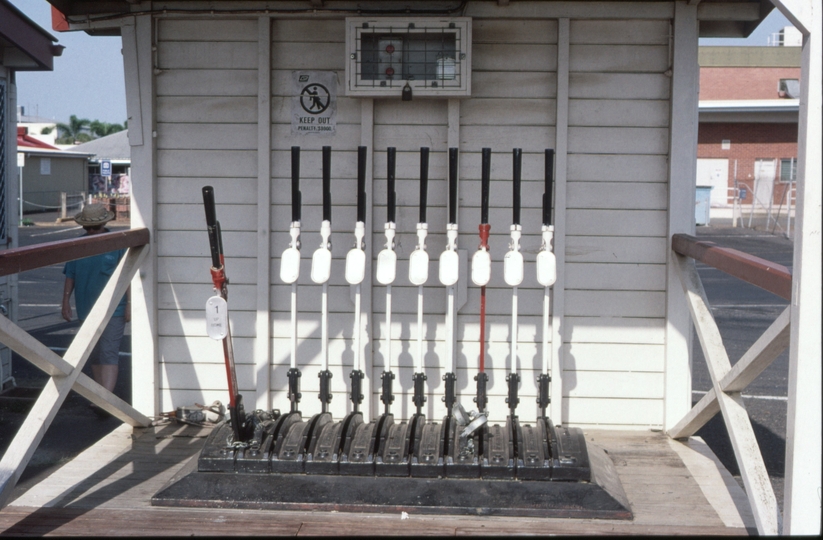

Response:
(0, 0), (61, 71)
(18, 148), (94, 158)
(44, 0), (773, 39)
(699, 99), (801, 113)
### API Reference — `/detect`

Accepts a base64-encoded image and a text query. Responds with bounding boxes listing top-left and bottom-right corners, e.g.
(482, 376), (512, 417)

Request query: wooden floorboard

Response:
(0, 424), (755, 536)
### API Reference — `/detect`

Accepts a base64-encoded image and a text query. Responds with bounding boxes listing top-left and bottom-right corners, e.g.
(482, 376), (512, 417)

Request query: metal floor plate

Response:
(152, 443), (632, 519)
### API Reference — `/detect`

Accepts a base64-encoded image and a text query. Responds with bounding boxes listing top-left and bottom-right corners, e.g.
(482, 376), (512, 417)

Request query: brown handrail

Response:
(672, 233), (792, 301)
(0, 228), (150, 278)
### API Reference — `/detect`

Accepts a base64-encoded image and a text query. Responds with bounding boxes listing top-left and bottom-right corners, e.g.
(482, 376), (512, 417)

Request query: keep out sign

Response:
(292, 71), (338, 135)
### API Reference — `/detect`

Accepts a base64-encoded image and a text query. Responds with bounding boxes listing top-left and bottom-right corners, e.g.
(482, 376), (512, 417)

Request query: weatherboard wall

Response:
(140, 4), (691, 429)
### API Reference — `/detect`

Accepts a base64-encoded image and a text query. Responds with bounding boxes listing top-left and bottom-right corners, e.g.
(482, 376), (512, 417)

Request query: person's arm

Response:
(62, 277), (75, 322)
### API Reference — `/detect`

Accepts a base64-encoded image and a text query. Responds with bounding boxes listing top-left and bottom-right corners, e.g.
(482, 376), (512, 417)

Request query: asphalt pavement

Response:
(1, 211), (794, 511)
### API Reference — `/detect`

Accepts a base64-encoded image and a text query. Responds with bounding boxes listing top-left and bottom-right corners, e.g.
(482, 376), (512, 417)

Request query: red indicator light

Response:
(386, 67), (395, 76)
(386, 44), (395, 54)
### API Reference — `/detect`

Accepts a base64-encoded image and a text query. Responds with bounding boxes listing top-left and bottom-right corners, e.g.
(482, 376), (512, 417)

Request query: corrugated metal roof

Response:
(72, 129), (130, 161)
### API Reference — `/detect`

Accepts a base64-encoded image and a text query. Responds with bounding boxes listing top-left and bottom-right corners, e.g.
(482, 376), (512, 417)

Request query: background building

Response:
(17, 126), (90, 213)
(697, 39), (800, 224)
(16, 106), (58, 146)
(73, 129), (131, 195)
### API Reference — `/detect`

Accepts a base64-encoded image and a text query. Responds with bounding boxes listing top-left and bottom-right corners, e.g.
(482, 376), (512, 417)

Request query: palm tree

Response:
(89, 120), (125, 138)
(55, 115), (91, 144)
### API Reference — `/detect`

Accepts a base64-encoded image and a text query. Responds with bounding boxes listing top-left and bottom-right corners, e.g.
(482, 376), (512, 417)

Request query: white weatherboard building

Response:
(135, 9), (692, 429)
(44, 1), (820, 532)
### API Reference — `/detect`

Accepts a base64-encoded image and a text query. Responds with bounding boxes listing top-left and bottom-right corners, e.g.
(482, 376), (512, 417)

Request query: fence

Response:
(21, 191), (85, 216)
(21, 192), (130, 224)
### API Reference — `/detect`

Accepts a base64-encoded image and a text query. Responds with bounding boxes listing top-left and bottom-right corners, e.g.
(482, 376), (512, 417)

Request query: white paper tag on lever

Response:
(345, 248), (366, 285)
(503, 251), (524, 286)
(376, 248), (397, 285)
(205, 296), (228, 340)
(536, 250), (557, 287)
(279, 247), (300, 284)
(439, 250), (459, 286)
(471, 249), (491, 286)
(311, 248), (332, 284)
(409, 249), (429, 285)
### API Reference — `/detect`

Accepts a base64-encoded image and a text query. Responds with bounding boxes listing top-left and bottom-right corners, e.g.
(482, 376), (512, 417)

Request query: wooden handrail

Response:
(672, 233), (792, 301)
(0, 228), (150, 278)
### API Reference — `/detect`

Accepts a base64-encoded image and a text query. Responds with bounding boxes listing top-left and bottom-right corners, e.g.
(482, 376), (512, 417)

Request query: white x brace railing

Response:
(668, 233), (793, 535)
(0, 229), (152, 508)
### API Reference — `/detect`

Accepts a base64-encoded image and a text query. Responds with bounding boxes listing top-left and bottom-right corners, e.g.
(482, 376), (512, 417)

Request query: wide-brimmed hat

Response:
(74, 203), (115, 227)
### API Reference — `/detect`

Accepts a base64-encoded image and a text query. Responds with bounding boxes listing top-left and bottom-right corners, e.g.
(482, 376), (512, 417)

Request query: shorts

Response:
(89, 316), (126, 366)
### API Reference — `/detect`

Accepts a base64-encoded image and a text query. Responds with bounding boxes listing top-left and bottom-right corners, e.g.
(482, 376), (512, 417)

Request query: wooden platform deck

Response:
(0, 423), (756, 536)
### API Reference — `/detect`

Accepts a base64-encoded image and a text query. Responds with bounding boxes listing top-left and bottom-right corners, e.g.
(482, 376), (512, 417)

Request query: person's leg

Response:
(92, 316), (126, 394)
(92, 365), (119, 393)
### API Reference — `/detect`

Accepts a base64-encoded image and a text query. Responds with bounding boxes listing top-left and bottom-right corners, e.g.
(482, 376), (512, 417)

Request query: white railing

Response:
(669, 234), (792, 535)
(0, 230), (152, 508)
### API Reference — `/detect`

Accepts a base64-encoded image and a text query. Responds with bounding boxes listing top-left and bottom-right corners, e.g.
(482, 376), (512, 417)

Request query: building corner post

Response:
(783, 0), (822, 534)
(664, 1), (699, 431)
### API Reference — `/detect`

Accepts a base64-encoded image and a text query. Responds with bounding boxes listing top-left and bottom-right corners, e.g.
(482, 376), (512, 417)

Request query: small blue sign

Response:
(739, 187), (747, 200)
(101, 160), (112, 176)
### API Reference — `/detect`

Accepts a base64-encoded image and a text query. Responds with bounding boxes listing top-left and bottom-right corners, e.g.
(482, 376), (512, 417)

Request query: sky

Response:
(13, 0), (126, 124)
(11, 0), (793, 126)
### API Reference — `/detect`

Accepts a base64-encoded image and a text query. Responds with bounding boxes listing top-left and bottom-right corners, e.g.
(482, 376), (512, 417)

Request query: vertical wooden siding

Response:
(155, 18), (260, 408)
(150, 12), (675, 429)
(269, 19), (365, 419)
(363, 19), (559, 421)
(563, 19), (671, 428)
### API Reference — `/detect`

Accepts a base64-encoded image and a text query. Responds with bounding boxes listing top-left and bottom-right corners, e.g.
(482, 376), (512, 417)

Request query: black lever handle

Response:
(215, 220), (224, 261)
(203, 186), (217, 227)
(512, 148), (522, 226)
(357, 146), (367, 224)
(481, 148), (491, 225)
(291, 146), (301, 223)
(448, 147), (458, 225)
(202, 186), (221, 268)
(544, 149), (554, 227)
(419, 147), (429, 223)
(322, 146), (331, 223)
(387, 147), (396, 224)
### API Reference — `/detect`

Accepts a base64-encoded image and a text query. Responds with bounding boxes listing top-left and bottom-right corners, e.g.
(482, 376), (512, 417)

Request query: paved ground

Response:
(1, 211), (794, 512)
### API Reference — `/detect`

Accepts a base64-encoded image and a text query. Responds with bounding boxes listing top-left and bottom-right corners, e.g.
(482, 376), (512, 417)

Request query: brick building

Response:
(697, 45), (800, 214)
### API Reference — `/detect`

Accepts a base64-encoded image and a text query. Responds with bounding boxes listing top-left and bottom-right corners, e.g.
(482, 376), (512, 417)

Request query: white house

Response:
(43, 0), (776, 423)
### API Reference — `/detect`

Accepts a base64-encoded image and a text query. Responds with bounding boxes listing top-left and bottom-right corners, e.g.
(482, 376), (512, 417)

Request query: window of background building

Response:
(780, 158), (797, 183)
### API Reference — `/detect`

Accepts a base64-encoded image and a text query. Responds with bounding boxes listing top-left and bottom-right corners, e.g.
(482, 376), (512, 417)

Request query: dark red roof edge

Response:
(17, 127), (60, 150)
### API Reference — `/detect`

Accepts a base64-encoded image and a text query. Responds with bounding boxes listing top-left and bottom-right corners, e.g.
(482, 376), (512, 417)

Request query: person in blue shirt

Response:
(61, 204), (130, 409)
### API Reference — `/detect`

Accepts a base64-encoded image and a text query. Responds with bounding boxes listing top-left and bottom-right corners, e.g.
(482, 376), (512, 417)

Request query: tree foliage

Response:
(55, 115), (126, 144)
(90, 120), (126, 138)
